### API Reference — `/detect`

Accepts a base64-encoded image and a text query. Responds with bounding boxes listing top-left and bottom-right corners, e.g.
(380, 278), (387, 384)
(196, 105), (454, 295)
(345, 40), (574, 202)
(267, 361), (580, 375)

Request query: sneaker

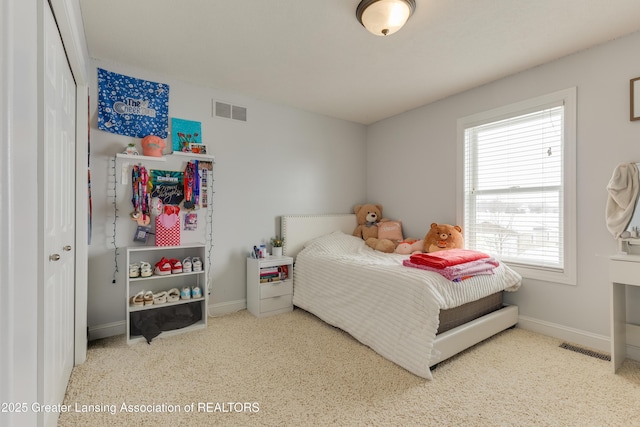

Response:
(191, 286), (202, 299)
(182, 257), (192, 273)
(128, 263), (140, 278)
(154, 257), (172, 276)
(167, 288), (180, 303)
(192, 257), (202, 272)
(180, 286), (192, 300)
(140, 261), (153, 277)
(170, 258), (183, 274)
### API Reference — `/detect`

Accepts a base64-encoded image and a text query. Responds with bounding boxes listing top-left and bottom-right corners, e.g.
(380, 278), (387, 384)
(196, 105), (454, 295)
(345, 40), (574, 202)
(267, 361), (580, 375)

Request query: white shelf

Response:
(170, 151), (215, 161)
(129, 270), (204, 282)
(129, 296), (206, 312)
(116, 153), (167, 161)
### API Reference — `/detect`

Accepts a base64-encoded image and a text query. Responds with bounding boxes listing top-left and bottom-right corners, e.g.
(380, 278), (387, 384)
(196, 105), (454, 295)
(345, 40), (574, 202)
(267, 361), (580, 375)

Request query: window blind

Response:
(463, 104), (565, 271)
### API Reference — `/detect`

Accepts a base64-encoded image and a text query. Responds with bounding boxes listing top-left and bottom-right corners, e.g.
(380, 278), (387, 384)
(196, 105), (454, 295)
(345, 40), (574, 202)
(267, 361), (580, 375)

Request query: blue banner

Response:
(97, 68), (169, 138)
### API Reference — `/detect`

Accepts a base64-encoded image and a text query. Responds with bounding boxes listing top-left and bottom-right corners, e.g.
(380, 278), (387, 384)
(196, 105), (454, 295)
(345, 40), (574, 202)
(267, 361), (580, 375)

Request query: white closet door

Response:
(42, 4), (76, 426)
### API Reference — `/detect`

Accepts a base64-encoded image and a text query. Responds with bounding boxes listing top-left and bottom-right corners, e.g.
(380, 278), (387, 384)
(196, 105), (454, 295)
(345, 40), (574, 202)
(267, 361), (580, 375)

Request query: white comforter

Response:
(292, 231), (522, 379)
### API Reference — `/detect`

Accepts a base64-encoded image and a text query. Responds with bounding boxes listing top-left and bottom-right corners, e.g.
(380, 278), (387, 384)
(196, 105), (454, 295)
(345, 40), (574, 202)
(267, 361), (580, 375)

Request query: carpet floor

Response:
(59, 308), (640, 427)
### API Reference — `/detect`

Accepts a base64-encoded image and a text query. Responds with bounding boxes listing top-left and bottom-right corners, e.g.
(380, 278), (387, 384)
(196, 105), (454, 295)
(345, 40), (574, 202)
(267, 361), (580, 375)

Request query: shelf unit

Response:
(246, 256), (294, 318)
(115, 152), (215, 161)
(171, 151), (216, 161)
(116, 152), (167, 162)
(126, 243), (207, 344)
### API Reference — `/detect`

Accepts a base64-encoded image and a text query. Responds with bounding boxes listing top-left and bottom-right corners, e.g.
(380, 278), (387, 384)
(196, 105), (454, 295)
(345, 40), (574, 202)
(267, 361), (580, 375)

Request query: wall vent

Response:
(214, 100), (247, 122)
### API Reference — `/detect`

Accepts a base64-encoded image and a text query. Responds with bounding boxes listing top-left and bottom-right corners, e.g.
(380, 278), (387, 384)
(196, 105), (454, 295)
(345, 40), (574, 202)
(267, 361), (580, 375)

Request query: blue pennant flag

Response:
(97, 68), (170, 138)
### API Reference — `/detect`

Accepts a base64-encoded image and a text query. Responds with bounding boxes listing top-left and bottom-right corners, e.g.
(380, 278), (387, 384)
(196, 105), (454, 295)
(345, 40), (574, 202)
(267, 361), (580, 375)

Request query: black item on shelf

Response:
(130, 302), (202, 344)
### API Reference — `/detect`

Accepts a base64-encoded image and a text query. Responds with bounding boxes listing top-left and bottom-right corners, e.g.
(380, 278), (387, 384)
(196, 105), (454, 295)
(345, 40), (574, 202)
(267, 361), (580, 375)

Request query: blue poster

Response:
(97, 68), (170, 138)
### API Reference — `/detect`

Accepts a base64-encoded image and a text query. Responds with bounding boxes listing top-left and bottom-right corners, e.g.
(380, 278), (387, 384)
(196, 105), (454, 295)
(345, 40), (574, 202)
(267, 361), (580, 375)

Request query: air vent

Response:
(232, 105), (247, 122)
(214, 100), (247, 122)
(559, 342), (611, 361)
(214, 101), (231, 119)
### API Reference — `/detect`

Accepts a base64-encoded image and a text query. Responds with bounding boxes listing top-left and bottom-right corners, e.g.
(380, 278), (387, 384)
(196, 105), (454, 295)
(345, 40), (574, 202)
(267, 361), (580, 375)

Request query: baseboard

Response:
(207, 299), (246, 317)
(88, 320), (125, 341)
(518, 315), (640, 361)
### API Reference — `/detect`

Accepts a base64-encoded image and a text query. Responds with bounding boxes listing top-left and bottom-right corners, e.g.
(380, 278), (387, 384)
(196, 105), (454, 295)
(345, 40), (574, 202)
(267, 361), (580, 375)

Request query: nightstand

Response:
(246, 256), (293, 318)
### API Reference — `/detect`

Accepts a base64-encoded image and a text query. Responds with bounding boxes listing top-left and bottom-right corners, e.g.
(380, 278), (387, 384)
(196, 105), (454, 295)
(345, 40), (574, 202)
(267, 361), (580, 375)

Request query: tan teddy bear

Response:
(352, 204), (397, 253)
(423, 223), (464, 253)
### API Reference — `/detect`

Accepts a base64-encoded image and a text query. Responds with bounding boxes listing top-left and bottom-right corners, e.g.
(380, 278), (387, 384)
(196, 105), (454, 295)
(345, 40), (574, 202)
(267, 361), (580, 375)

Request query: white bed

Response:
(281, 214), (521, 380)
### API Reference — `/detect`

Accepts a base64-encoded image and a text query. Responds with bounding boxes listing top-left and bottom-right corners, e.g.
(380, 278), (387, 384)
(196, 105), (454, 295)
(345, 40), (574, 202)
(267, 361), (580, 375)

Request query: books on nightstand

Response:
(259, 265), (288, 283)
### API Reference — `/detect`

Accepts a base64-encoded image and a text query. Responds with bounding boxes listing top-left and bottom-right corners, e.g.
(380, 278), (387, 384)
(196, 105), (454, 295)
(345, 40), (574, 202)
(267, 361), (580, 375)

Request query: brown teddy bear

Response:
(423, 223), (464, 253)
(352, 204), (398, 253)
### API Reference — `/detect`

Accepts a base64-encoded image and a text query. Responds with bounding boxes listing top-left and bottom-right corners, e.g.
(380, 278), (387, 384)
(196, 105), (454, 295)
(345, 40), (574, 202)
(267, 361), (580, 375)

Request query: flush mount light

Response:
(356, 0), (416, 36)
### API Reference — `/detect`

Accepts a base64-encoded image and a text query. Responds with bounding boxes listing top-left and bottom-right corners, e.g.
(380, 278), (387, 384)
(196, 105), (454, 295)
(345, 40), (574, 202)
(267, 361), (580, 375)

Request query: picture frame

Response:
(631, 77), (640, 121)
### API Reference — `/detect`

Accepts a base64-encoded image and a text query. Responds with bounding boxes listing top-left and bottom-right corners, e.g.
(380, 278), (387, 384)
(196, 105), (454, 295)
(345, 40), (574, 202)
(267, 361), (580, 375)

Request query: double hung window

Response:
(458, 88), (576, 284)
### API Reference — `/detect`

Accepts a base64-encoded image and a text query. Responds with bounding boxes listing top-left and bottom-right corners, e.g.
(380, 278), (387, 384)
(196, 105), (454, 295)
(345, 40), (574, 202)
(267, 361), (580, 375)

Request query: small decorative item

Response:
(190, 143), (207, 154)
(123, 143), (139, 155)
(271, 236), (284, 257)
(631, 77), (640, 121)
(184, 213), (197, 230)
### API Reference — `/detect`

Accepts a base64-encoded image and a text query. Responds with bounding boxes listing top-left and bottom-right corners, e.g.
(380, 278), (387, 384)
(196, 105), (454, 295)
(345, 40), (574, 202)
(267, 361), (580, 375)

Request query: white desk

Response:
(609, 254), (640, 372)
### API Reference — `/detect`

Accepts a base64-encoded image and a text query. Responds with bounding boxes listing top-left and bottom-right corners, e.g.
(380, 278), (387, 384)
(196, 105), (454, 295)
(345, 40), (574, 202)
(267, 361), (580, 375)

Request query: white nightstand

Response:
(246, 256), (294, 318)
(609, 253), (640, 372)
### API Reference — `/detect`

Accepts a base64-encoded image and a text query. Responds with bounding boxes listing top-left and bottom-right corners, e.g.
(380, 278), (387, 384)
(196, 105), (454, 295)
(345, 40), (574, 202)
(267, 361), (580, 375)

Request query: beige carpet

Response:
(59, 309), (640, 427)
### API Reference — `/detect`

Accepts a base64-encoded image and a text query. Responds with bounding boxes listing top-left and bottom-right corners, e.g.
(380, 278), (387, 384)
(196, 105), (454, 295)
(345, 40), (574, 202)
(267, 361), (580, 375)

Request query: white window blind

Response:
(461, 95), (574, 280)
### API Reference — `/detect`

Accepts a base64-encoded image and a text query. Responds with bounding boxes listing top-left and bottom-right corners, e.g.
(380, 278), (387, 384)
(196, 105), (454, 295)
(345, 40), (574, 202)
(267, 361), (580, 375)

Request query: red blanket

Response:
(409, 249), (490, 269)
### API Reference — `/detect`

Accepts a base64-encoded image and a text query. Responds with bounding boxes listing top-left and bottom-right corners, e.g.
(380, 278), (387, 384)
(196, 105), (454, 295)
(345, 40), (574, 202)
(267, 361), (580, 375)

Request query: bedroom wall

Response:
(87, 59), (367, 337)
(366, 30), (640, 348)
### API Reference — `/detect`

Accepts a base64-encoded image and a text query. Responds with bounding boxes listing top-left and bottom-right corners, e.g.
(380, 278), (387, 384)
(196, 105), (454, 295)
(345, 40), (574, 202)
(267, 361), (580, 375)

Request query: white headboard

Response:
(281, 214), (357, 259)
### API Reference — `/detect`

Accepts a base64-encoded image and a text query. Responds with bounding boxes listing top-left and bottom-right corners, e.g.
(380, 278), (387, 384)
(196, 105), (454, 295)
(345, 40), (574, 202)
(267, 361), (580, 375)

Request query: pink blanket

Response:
(409, 249), (490, 269)
(403, 257), (499, 281)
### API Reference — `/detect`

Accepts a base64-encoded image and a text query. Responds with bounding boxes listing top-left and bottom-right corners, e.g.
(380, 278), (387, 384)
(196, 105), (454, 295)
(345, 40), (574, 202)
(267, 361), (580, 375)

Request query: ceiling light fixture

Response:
(356, 0), (416, 36)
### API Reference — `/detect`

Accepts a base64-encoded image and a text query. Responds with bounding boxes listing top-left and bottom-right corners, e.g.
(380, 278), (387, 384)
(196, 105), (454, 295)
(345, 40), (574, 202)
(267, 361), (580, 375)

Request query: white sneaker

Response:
(191, 286), (202, 299)
(140, 261), (153, 277)
(129, 263), (140, 278)
(192, 257), (202, 272)
(180, 287), (191, 300)
(182, 257), (192, 273)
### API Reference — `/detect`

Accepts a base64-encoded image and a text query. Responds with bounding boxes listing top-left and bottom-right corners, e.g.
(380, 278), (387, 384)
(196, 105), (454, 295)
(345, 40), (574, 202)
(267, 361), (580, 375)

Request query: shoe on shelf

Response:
(153, 291), (167, 305)
(180, 286), (192, 300)
(182, 257), (192, 273)
(129, 263), (140, 278)
(192, 257), (202, 272)
(191, 286), (202, 299)
(154, 257), (172, 276)
(143, 290), (154, 305)
(170, 258), (183, 274)
(140, 261), (153, 277)
(129, 290), (145, 306)
(167, 288), (180, 303)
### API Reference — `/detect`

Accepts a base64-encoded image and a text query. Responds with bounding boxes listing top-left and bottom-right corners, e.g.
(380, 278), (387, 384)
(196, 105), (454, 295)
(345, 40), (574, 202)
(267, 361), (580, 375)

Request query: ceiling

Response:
(79, 0), (640, 125)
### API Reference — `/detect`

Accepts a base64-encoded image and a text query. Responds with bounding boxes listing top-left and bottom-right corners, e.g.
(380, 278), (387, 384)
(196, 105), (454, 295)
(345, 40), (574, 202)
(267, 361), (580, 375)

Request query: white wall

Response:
(87, 60), (367, 335)
(367, 30), (640, 346)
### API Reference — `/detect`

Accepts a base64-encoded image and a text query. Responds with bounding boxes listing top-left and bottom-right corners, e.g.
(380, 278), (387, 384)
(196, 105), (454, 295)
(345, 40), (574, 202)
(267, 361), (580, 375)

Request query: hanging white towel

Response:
(606, 162), (639, 238)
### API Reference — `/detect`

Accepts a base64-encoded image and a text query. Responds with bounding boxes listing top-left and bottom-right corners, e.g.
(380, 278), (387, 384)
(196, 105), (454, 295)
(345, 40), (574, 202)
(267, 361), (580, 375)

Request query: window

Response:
(457, 88), (576, 285)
